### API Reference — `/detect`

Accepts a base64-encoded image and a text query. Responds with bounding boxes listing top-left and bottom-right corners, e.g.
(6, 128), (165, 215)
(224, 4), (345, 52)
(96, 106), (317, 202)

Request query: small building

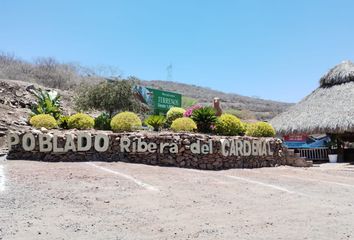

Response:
(270, 61), (354, 162)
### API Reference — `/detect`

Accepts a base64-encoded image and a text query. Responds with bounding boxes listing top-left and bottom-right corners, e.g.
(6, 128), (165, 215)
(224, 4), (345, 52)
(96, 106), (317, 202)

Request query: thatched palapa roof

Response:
(270, 61), (354, 134)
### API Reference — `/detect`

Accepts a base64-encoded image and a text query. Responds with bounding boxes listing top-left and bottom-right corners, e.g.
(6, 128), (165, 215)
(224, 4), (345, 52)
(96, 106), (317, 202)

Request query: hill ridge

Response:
(141, 80), (292, 120)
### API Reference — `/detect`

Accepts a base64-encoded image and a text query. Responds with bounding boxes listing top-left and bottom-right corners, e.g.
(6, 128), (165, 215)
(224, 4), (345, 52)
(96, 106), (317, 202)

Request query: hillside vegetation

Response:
(0, 52), (292, 121)
(141, 80), (292, 120)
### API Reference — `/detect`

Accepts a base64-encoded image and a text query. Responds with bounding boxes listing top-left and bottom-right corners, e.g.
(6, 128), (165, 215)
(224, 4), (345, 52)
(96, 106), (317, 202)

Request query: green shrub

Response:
(68, 113), (94, 130)
(240, 122), (250, 135)
(245, 122), (276, 137)
(58, 115), (70, 129)
(30, 114), (58, 129)
(94, 113), (111, 130)
(144, 115), (166, 131)
(191, 106), (217, 133)
(215, 113), (244, 136)
(166, 107), (185, 125)
(170, 117), (197, 132)
(111, 111), (142, 132)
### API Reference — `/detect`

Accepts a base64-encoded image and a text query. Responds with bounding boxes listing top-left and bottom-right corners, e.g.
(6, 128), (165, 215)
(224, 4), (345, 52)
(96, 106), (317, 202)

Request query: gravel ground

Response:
(1, 158), (354, 240)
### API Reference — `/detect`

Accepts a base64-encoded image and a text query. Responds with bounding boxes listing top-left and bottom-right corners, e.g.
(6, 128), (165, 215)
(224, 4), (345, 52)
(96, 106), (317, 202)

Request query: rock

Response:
(40, 127), (48, 133)
(15, 90), (24, 97)
(19, 100), (27, 108)
(26, 84), (36, 92)
(31, 129), (42, 134)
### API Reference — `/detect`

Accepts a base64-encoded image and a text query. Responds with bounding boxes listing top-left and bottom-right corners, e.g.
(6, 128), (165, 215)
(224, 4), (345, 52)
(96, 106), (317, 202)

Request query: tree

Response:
(74, 79), (143, 117)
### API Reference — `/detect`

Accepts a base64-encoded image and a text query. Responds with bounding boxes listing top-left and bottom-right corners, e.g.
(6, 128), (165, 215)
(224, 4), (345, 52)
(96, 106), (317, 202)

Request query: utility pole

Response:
(166, 63), (173, 81)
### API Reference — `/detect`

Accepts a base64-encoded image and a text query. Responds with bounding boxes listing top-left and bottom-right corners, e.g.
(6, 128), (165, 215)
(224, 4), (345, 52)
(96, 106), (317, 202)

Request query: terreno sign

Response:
(7, 132), (274, 156)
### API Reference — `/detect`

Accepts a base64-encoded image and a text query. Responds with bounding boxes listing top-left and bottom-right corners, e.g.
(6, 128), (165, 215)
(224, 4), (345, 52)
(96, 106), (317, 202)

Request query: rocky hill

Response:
(0, 79), (74, 152)
(0, 52), (292, 121)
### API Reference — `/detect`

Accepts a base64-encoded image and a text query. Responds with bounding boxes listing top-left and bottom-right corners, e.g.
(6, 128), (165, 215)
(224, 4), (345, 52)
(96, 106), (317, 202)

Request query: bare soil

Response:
(1, 159), (354, 240)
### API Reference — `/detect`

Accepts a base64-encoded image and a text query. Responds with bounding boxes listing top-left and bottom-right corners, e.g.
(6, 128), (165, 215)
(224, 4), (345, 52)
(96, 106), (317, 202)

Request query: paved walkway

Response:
(1, 160), (354, 239)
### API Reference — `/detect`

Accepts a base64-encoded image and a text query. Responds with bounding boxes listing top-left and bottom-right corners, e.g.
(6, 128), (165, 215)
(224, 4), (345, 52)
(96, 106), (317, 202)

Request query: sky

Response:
(1, 0), (354, 103)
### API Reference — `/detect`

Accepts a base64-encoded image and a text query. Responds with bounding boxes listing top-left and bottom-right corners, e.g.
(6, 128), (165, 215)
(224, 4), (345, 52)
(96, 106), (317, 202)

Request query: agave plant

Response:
(31, 88), (61, 120)
(144, 115), (166, 131)
(191, 106), (217, 133)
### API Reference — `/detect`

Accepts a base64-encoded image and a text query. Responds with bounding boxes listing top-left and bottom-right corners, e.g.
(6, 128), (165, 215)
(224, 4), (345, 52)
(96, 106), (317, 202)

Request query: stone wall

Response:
(5, 130), (293, 170)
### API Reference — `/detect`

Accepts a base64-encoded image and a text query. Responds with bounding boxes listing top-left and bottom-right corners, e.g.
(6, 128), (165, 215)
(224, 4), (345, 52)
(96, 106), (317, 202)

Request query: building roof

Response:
(270, 61), (354, 134)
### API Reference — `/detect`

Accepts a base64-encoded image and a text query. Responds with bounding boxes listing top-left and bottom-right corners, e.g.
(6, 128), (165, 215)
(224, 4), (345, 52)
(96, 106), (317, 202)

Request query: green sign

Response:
(146, 87), (181, 114)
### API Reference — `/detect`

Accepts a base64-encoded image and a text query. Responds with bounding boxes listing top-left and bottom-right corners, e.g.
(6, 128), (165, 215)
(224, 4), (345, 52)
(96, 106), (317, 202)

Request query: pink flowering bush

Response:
(184, 104), (202, 117)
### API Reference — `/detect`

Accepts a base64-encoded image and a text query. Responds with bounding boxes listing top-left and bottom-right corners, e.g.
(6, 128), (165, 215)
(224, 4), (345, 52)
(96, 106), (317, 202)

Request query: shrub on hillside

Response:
(166, 107), (185, 125)
(68, 113), (94, 130)
(191, 106), (217, 133)
(245, 122), (276, 137)
(215, 113), (244, 136)
(144, 115), (166, 131)
(94, 113), (111, 130)
(170, 117), (197, 132)
(111, 111), (142, 132)
(30, 114), (58, 129)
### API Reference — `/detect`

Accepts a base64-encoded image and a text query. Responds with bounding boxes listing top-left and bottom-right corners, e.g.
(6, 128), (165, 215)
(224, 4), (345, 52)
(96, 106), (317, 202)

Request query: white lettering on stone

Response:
(169, 143), (178, 154)
(39, 134), (53, 152)
(7, 133), (19, 150)
(220, 139), (229, 157)
(209, 140), (213, 154)
(64, 134), (77, 152)
(94, 133), (109, 152)
(53, 135), (64, 153)
(236, 140), (244, 156)
(137, 138), (148, 152)
(120, 137), (131, 152)
(243, 140), (251, 156)
(147, 142), (157, 153)
(191, 140), (200, 154)
(160, 142), (169, 153)
(257, 140), (263, 156)
(201, 143), (209, 154)
(22, 133), (35, 151)
(77, 132), (92, 151)
(267, 140), (274, 155)
(252, 140), (259, 156)
(261, 140), (268, 156)
(229, 139), (236, 156)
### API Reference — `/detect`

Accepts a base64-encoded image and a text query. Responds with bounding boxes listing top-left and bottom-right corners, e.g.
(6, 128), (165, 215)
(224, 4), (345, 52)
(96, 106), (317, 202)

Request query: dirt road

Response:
(1, 158), (354, 240)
